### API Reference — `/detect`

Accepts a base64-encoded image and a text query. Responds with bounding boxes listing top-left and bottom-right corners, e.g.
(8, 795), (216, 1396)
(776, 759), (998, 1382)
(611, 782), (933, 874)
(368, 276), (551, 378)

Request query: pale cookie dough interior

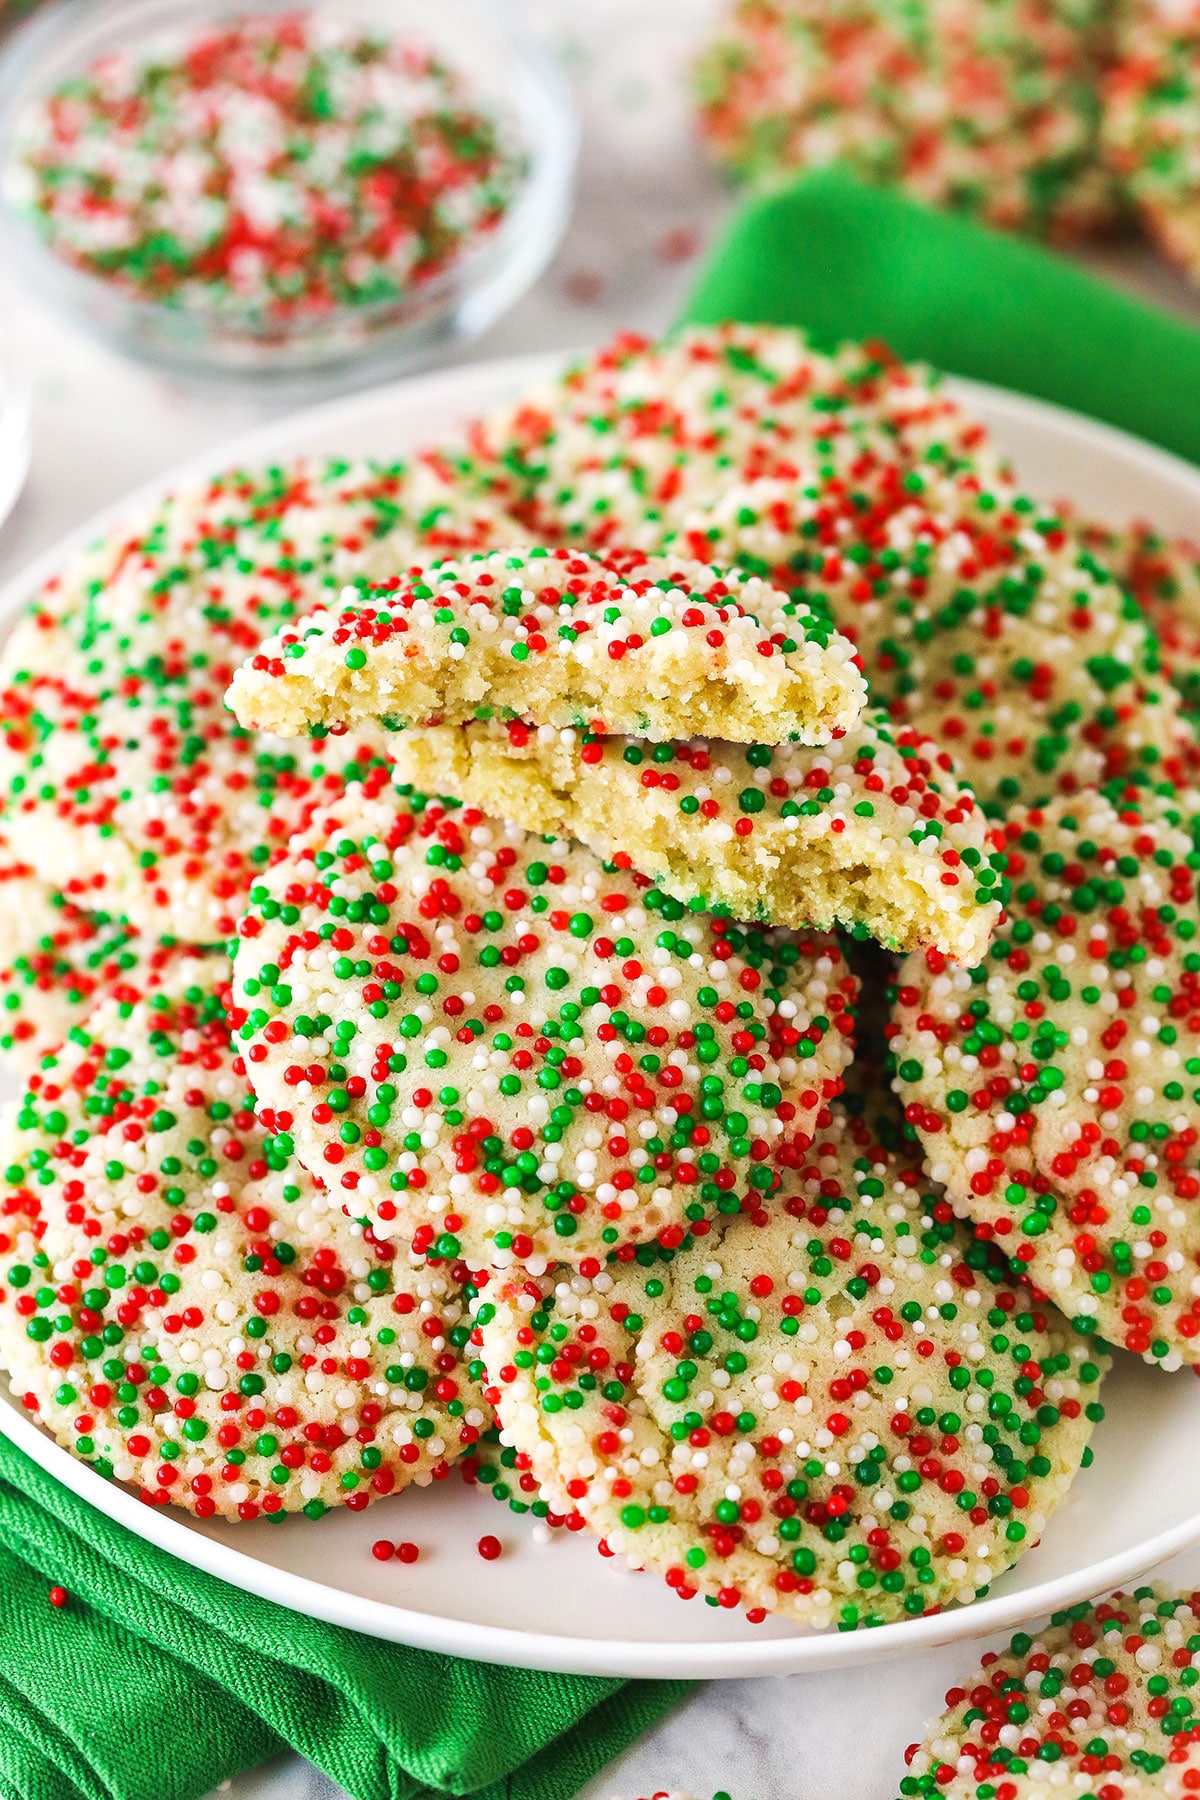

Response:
(227, 546), (868, 748)
(388, 710), (1009, 962)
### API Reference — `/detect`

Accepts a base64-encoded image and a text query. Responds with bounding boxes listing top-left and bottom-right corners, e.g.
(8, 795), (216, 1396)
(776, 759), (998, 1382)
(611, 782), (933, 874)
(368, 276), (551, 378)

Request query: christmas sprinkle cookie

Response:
(897, 1587), (1200, 1800)
(25, 452), (522, 643)
(693, 0), (1115, 239)
(1077, 521), (1200, 726)
(1074, 519), (1200, 633)
(461, 1423), (575, 1530)
(0, 979), (489, 1519)
(808, 493), (1179, 816)
(231, 791), (858, 1272)
(1104, 10), (1200, 289)
(888, 781), (1200, 1370)
(474, 333), (1175, 809)
(474, 1104), (1105, 1630)
(475, 325), (1015, 560)
(5, 13), (526, 327)
(386, 710), (1009, 961)
(227, 547), (868, 748)
(0, 452), (519, 940)
(0, 865), (207, 1074)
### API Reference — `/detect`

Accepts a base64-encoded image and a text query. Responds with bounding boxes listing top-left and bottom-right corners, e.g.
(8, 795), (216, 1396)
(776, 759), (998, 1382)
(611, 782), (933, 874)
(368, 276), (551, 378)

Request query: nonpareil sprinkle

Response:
(6, 11), (526, 324)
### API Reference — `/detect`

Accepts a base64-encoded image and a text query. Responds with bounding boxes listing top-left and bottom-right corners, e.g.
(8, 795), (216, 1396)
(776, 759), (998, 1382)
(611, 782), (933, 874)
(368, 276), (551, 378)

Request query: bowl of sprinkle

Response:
(0, 0), (577, 383)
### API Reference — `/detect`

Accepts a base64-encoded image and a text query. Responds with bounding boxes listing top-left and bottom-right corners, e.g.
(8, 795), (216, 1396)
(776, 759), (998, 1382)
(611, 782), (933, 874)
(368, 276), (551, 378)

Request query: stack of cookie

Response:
(696, 0), (1200, 294)
(5, 321), (1197, 1639)
(0, 455), (521, 1522)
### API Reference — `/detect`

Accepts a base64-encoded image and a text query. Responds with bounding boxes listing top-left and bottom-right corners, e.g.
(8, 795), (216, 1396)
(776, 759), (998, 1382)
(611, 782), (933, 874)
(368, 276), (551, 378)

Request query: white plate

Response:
(2, 351), (1200, 1680)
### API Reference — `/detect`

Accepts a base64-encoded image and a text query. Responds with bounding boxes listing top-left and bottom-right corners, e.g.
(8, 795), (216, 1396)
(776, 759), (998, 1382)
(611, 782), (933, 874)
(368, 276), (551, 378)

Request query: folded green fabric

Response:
(0, 1435), (686, 1800)
(683, 165), (1200, 467)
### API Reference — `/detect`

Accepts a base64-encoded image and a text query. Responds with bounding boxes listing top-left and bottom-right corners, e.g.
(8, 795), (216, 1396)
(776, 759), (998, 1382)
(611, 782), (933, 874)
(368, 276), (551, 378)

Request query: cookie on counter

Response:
(474, 1103), (1106, 1629)
(898, 1586), (1200, 1800)
(230, 791), (858, 1272)
(1105, 8), (1200, 290)
(694, 0), (1116, 239)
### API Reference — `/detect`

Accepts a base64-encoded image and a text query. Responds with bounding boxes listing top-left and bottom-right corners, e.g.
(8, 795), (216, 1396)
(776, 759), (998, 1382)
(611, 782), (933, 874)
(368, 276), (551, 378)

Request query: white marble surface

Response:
(1, 4), (1200, 1798)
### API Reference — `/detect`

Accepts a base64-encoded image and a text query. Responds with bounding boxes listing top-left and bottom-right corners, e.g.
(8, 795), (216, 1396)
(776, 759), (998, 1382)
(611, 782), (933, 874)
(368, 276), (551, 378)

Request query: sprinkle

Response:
(898, 1586), (1200, 1800)
(1104, 11), (1200, 292)
(474, 1102), (1105, 1630)
(230, 790), (858, 1271)
(6, 12), (526, 328)
(693, 0), (1116, 238)
(226, 544), (868, 749)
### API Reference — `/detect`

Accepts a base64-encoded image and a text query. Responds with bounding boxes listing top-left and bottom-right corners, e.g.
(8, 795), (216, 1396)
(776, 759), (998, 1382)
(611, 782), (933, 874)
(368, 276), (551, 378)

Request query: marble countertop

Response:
(0, 3), (1198, 1796)
(206, 1547), (1200, 1800)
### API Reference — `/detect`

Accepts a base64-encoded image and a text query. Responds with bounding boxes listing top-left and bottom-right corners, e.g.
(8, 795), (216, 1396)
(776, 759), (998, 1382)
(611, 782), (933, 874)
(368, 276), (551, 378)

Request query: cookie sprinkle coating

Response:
(476, 325), (1015, 562)
(5, 12), (526, 325)
(0, 976), (489, 1519)
(227, 545), (868, 749)
(0, 852), (207, 1074)
(231, 791), (857, 1271)
(387, 710), (1009, 961)
(889, 781), (1200, 1369)
(474, 1104), (1105, 1630)
(800, 495), (1177, 817)
(470, 328), (1175, 814)
(693, 0), (1116, 239)
(1104, 9), (1200, 291)
(898, 1586), (1200, 1800)
(0, 455), (518, 940)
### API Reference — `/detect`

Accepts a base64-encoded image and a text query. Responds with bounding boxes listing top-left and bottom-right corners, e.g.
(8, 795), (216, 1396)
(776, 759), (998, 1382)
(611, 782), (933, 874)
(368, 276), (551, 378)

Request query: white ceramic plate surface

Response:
(1, 351), (1199, 1679)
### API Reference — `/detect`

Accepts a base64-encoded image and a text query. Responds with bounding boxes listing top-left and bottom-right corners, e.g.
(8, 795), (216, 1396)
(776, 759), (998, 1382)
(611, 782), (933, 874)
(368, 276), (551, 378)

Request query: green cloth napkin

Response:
(683, 165), (1200, 467)
(0, 1434), (686, 1800)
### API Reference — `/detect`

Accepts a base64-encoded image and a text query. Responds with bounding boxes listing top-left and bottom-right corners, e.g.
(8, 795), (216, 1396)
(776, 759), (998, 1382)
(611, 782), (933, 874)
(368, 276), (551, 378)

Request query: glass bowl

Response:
(0, 0), (578, 386)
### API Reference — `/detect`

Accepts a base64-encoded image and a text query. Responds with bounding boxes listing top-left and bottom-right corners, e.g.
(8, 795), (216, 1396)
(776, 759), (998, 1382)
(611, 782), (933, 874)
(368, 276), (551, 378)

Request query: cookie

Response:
(386, 710), (1009, 961)
(898, 1586), (1200, 1800)
(0, 861), (207, 1073)
(1085, 521), (1200, 726)
(0, 453), (518, 940)
(473, 332), (1176, 811)
(475, 325), (1016, 561)
(1105, 9), (1200, 289)
(474, 1103), (1105, 1630)
(0, 975), (489, 1519)
(889, 780), (1200, 1369)
(227, 546), (868, 749)
(694, 0), (1116, 239)
(810, 492), (1179, 814)
(230, 790), (858, 1272)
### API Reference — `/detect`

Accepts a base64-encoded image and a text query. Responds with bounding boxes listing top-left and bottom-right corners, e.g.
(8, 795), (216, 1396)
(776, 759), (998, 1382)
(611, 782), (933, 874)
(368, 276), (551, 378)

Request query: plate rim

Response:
(3, 347), (1200, 1678)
